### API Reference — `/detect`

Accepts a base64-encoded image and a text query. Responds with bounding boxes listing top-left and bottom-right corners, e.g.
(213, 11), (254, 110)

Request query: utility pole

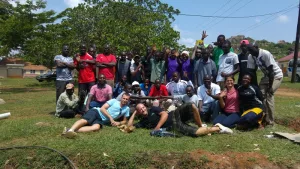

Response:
(291, 0), (300, 82)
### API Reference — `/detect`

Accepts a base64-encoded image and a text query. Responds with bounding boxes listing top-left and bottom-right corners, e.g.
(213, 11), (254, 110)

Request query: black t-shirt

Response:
(176, 103), (194, 122)
(134, 107), (173, 129)
(238, 53), (249, 83)
(238, 85), (263, 111)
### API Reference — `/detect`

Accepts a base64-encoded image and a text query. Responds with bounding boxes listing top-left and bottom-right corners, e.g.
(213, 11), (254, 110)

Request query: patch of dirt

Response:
(276, 118), (300, 132)
(150, 150), (300, 169)
(276, 88), (300, 98)
(189, 150), (278, 169)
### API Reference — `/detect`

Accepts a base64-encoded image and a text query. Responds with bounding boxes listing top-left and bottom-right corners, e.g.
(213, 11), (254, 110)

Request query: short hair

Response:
(186, 85), (194, 91)
(136, 103), (144, 109)
(218, 34), (225, 39)
(223, 40), (231, 46)
(122, 92), (131, 98)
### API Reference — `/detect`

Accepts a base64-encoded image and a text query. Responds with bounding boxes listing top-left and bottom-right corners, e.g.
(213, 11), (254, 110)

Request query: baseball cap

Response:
(66, 83), (74, 89)
(240, 40), (250, 45)
(132, 81), (139, 86)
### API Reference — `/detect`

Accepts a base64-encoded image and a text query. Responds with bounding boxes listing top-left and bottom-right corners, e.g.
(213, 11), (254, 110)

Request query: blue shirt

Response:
(54, 55), (74, 81)
(139, 83), (151, 96)
(93, 99), (130, 122)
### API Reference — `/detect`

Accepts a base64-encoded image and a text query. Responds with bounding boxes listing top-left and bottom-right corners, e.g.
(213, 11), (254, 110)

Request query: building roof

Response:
(0, 57), (26, 65)
(278, 52), (300, 62)
(23, 65), (48, 71)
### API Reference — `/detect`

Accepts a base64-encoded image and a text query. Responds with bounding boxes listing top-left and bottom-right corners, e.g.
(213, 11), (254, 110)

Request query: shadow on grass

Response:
(0, 87), (52, 94)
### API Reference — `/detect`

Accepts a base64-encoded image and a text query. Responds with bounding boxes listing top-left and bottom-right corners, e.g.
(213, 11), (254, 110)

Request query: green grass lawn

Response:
(0, 78), (300, 168)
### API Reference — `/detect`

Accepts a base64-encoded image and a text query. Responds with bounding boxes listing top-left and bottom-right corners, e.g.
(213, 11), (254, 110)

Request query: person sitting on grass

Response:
(56, 83), (82, 118)
(213, 76), (240, 128)
(85, 74), (112, 112)
(237, 74), (264, 130)
(197, 75), (221, 122)
(62, 93), (131, 138)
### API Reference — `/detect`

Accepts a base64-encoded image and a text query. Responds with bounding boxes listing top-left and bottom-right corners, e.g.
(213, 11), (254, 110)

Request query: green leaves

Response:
(0, 0), (180, 68)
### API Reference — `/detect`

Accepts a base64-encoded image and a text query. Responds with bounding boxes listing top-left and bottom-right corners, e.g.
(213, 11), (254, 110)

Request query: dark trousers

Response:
(213, 112), (240, 128)
(78, 82), (95, 96)
(56, 80), (74, 102)
(59, 110), (75, 118)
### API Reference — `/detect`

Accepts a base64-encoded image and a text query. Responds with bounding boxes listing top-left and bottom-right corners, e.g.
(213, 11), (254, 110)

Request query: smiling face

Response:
(203, 76), (211, 89)
(242, 75), (251, 87)
(225, 76), (234, 88)
(186, 86), (193, 97)
(121, 94), (130, 105)
(98, 74), (106, 86)
(136, 103), (148, 116)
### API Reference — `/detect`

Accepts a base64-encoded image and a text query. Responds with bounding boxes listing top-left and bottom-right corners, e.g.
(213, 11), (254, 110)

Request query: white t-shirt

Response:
(253, 49), (283, 79)
(217, 52), (239, 82)
(166, 80), (194, 96)
(197, 83), (220, 104)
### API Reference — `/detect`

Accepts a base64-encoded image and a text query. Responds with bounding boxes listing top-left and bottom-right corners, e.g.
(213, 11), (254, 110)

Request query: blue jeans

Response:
(89, 101), (106, 109)
(213, 112), (240, 128)
(200, 101), (220, 122)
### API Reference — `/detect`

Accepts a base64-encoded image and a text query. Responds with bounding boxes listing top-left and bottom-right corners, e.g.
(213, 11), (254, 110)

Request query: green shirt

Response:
(150, 59), (166, 83)
(213, 47), (234, 69)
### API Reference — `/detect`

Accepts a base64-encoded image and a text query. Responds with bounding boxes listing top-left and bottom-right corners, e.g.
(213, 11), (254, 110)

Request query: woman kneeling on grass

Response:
(237, 74), (264, 130)
(213, 76), (240, 128)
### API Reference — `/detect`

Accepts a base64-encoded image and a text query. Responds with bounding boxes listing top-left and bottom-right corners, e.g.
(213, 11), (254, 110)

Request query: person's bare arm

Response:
(218, 91), (226, 109)
(119, 116), (127, 125)
(100, 103), (119, 126)
(85, 94), (93, 111)
(198, 100), (203, 112)
(101, 62), (116, 67)
(131, 64), (142, 76)
(96, 62), (108, 68)
(80, 59), (95, 64)
(107, 93), (112, 100)
(192, 104), (202, 127)
(154, 111), (169, 130)
(127, 111), (137, 127)
(55, 60), (66, 68)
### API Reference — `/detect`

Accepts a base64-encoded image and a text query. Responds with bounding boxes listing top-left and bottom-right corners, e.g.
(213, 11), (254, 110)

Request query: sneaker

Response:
(215, 123), (233, 134)
(61, 127), (67, 135)
(65, 130), (77, 138)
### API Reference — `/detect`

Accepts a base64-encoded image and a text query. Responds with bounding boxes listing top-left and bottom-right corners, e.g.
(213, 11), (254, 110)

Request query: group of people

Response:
(54, 32), (283, 138)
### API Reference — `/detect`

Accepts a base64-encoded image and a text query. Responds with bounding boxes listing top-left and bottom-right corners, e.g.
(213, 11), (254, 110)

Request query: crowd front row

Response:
(58, 73), (265, 138)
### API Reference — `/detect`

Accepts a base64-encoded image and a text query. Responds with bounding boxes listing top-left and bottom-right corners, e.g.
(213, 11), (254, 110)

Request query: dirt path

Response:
(276, 88), (300, 98)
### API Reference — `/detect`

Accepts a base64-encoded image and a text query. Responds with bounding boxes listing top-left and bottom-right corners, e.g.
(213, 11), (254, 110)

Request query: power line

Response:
(237, 4), (298, 34)
(202, 0), (243, 29)
(195, 0), (232, 28)
(243, 7), (297, 34)
(177, 5), (298, 19)
(205, 0), (254, 30)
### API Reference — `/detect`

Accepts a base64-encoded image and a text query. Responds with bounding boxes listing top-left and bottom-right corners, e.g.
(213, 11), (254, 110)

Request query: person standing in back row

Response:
(247, 44), (283, 126)
(216, 40), (239, 90)
(54, 45), (76, 102)
(212, 35), (234, 69)
(74, 44), (95, 96)
(96, 44), (116, 88)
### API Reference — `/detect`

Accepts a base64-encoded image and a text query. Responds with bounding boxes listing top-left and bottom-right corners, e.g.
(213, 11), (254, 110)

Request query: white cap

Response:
(132, 81), (139, 86)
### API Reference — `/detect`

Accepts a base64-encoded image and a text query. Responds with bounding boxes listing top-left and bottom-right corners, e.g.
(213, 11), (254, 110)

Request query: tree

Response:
(60, 0), (180, 55)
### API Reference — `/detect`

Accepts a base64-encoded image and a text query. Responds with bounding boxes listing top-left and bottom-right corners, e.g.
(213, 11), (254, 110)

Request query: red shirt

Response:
(149, 85), (169, 97)
(74, 53), (95, 83)
(96, 54), (116, 80)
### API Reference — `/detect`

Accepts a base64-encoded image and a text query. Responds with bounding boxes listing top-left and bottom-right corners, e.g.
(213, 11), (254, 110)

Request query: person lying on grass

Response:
(127, 103), (233, 137)
(62, 93), (130, 138)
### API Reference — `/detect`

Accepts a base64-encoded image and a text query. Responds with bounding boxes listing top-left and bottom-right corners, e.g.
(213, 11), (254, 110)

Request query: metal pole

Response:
(291, 1), (300, 82)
